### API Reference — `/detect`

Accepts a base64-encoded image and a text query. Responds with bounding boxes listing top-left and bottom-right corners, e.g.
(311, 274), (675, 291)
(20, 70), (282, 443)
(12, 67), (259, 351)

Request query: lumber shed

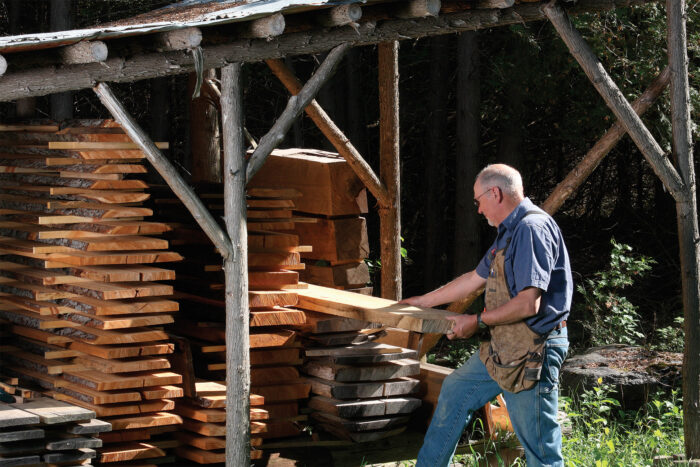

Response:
(0, 0), (695, 465)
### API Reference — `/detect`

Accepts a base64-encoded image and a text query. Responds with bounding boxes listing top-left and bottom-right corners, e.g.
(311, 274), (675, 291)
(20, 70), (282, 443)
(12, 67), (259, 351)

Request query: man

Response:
(401, 164), (572, 467)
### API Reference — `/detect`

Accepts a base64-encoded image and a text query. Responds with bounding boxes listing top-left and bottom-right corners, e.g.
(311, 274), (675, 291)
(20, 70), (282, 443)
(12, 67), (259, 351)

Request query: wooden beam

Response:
(221, 62), (251, 467)
(543, 1), (684, 199)
(246, 42), (350, 182)
(542, 66), (671, 214)
(667, 0), (700, 459)
(0, 0), (656, 102)
(60, 41), (108, 64)
(378, 41), (402, 301)
(93, 82), (234, 259)
(265, 58), (391, 207)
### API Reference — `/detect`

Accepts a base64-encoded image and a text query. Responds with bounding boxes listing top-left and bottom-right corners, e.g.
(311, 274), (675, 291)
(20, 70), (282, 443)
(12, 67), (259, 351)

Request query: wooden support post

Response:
(221, 62), (250, 467)
(667, 0), (700, 459)
(378, 41), (401, 300)
(543, 1), (684, 200)
(542, 66), (671, 214)
(93, 82), (234, 259)
(265, 58), (391, 207)
(60, 41), (108, 64)
(246, 42), (351, 182)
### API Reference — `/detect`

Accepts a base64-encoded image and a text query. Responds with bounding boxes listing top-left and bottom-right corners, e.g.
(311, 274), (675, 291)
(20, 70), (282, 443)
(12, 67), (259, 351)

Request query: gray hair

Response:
(476, 164), (524, 198)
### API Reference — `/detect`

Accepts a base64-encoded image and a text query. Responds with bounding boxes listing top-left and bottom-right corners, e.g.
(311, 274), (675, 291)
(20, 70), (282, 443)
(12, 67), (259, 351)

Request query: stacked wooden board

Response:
(0, 397), (112, 466)
(0, 121), (184, 465)
(249, 149), (371, 294)
(294, 311), (422, 443)
(151, 183), (313, 462)
(174, 381), (270, 463)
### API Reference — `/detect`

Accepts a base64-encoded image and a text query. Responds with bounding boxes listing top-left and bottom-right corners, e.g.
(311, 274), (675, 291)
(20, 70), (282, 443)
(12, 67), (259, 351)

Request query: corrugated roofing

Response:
(0, 0), (363, 54)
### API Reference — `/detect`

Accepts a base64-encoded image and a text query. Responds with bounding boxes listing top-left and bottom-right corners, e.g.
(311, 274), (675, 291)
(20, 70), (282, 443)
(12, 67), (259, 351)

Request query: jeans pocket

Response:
(542, 341), (568, 386)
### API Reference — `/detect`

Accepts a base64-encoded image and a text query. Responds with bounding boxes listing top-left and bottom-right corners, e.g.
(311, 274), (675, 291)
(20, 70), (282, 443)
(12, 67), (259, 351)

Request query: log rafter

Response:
(543, 0), (684, 199)
(246, 42), (351, 182)
(265, 58), (391, 207)
(0, 0), (655, 103)
(93, 82), (234, 260)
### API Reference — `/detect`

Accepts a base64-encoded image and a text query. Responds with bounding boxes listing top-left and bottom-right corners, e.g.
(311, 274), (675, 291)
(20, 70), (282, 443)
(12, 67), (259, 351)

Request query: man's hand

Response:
(445, 314), (478, 340)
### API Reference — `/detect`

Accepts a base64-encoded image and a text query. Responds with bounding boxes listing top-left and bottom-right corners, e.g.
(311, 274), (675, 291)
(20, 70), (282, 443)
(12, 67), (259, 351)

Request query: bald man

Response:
(401, 164), (572, 467)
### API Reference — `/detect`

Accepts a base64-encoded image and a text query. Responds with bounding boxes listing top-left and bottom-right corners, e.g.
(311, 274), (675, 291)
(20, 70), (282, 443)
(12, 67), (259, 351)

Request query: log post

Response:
(543, 1), (684, 199)
(93, 82), (234, 259)
(221, 62), (250, 467)
(542, 66), (671, 214)
(265, 58), (391, 207)
(378, 41), (401, 300)
(246, 42), (351, 182)
(667, 0), (700, 459)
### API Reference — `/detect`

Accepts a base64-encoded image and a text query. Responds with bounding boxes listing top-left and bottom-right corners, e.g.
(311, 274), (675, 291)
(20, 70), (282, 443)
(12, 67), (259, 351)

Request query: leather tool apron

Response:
(479, 231), (546, 394)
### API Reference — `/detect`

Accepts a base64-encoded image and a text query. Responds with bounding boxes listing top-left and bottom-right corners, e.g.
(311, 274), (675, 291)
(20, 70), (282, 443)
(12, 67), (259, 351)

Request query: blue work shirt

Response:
(475, 198), (573, 335)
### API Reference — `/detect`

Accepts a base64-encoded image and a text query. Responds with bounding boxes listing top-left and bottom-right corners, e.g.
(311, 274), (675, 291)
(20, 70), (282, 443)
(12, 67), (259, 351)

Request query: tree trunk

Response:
(453, 31), (481, 276)
(423, 35), (449, 290)
(190, 69), (222, 183)
(284, 57), (304, 148)
(221, 62), (250, 467)
(378, 41), (402, 301)
(50, 0), (73, 121)
(667, 0), (700, 459)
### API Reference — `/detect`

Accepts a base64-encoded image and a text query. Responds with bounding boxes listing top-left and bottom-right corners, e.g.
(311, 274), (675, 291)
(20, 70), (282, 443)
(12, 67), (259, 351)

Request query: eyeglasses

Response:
(474, 186), (496, 208)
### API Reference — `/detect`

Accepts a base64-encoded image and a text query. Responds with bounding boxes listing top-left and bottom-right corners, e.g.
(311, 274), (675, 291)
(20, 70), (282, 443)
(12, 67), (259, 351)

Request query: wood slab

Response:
(306, 376), (420, 399)
(67, 341), (174, 359)
(10, 397), (94, 424)
(250, 382), (310, 403)
(312, 411), (409, 432)
(248, 290), (298, 308)
(296, 284), (456, 333)
(308, 395), (421, 418)
(302, 359), (419, 382)
(58, 296), (178, 316)
(250, 308), (306, 327)
(107, 412), (182, 431)
(0, 403), (40, 428)
(59, 311), (174, 330)
(66, 418), (112, 435)
(62, 370), (181, 391)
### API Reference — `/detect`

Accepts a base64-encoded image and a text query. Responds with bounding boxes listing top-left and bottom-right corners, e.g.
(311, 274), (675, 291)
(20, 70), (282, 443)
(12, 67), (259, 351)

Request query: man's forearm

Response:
(481, 287), (541, 326)
(412, 270), (486, 308)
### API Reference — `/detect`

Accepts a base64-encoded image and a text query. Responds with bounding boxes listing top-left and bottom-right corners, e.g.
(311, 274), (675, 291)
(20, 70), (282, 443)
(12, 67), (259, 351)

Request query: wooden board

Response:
(56, 281), (173, 301)
(292, 217), (368, 262)
(306, 376), (420, 400)
(298, 310), (378, 334)
(59, 326), (169, 345)
(60, 311), (174, 330)
(73, 354), (171, 374)
(308, 395), (421, 418)
(250, 367), (300, 386)
(65, 265), (175, 282)
(58, 296), (178, 316)
(58, 396), (174, 417)
(107, 412), (182, 431)
(98, 442), (166, 463)
(10, 397), (94, 424)
(250, 347), (301, 366)
(296, 284), (456, 333)
(302, 359), (419, 382)
(248, 290), (298, 308)
(67, 341), (174, 360)
(249, 308), (306, 327)
(250, 382), (310, 403)
(312, 411), (409, 432)
(0, 403), (40, 428)
(62, 370), (181, 391)
(248, 270), (299, 290)
(66, 418), (113, 435)
(300, 261), (370, 288)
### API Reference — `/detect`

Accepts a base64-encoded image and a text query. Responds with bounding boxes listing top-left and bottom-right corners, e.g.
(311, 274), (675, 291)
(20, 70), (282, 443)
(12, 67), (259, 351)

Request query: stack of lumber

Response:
(174, 381), (269, 463)
(0, 396), (112, 466)
(249, 149), (371, 294)
(150, 183), (312, 453)
(293, 309), (422, 443)
(0, 120), (184, 465)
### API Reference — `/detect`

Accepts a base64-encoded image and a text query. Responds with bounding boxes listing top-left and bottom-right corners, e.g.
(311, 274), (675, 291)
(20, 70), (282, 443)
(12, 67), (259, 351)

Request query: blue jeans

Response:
(417, 328), (569, 467)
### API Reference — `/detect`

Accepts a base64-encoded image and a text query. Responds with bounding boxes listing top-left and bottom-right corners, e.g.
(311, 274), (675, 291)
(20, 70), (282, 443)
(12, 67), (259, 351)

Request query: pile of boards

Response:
(295, 307), (422, 442)
(0, 120), (184, 465)
(249, 149), (371, 294)
(151, 183), (313, 462)
(0, 396), (112, 466)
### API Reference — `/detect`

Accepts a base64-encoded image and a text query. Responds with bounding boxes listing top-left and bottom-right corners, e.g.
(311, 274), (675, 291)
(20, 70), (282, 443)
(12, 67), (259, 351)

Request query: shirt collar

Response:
(497, 197), (536, 236)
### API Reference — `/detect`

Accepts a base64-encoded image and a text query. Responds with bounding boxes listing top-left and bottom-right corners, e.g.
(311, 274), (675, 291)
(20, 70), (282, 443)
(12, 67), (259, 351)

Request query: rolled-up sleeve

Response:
(509, 224), (556, 293)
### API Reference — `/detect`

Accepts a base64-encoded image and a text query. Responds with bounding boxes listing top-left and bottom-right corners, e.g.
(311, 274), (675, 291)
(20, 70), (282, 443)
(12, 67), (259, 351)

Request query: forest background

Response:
(0, 0), (698, 353)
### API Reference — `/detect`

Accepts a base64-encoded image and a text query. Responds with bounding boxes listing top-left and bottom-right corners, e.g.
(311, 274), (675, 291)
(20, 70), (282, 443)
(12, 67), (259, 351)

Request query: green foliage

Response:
(576, 239), (654, 346)
(562, 382), (683, 466)
(425, 338), (479, 369)
(653, 316), (685, 353)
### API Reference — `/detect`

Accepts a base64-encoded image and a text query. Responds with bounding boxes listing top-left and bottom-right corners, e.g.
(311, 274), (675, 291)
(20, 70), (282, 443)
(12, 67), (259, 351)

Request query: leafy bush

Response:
(653, 316), (684, 353)
(576, 239), (654, 346)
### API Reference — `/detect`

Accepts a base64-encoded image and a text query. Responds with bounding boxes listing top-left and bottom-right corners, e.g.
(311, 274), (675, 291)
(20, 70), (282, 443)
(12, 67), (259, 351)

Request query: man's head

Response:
(473, 164), (525, 227)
